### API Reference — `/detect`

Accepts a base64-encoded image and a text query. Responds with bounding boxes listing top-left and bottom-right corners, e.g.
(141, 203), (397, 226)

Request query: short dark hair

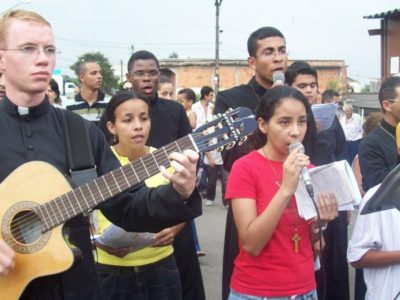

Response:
(247, 27), (285, 57)
(253, 86), (310, 148)
(49, 78), (60, 101)
(78, 60), (98, 77)
(321, 89), (339, 104)
(379, 76), (400, 107)
(127, 50), (160, 73)
(177, 88), (196, 102)
(159, 75), (173, 85)
(200, 86), (214, 99)
(285, 60), (318, 86)
(105, 90), (150, 125)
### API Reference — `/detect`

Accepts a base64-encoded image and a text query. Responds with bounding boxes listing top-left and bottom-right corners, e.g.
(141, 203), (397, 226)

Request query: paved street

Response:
(195, 184), (357, 300)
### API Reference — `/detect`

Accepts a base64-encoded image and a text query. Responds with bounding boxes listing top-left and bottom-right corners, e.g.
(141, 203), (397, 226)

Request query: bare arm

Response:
(351, 250), (400, 269)
(152, 222), (186, 247)
(188, 112), (197, 129)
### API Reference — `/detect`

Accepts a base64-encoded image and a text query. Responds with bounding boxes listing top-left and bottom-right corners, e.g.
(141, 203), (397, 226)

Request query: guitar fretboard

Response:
(34, 135), (196, 232)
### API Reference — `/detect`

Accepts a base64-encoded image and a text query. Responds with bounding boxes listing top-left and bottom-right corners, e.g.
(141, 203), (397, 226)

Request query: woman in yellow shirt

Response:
(95, 90), (184, 300)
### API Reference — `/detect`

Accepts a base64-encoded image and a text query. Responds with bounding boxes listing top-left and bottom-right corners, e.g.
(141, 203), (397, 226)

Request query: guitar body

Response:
(0, 161), (74, 299)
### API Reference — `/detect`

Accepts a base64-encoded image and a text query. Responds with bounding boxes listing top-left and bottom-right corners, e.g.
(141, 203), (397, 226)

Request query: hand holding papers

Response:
(311, 103), (337, 132)
(96, 224), (156, 252)
(295, 160), (362, 220)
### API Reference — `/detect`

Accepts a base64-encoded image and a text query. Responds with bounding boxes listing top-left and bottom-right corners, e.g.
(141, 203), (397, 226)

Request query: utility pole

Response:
(214, 0), (222, 94)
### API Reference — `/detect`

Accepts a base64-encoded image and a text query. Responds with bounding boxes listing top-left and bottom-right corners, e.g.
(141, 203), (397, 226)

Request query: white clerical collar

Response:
(17, 106), (29, 116)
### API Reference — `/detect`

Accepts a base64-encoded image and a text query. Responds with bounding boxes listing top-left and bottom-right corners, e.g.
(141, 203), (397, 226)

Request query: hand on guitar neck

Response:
(160, 150), (199, 199)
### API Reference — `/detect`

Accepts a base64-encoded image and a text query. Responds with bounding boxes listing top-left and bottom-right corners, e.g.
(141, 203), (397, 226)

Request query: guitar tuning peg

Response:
(225, 141), (236, 150)
(238, 136), (248, 146)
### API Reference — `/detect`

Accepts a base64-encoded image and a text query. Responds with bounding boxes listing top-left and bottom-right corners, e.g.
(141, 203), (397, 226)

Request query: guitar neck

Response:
(35, 135), (196, 232)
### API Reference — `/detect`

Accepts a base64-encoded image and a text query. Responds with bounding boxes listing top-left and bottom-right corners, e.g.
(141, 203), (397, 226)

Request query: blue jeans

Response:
(228, 288), (318, 300)
(96, 255), (182, 300)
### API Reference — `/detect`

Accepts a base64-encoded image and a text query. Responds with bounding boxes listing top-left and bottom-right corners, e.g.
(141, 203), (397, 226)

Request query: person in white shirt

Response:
(340, 103), (363, 164)
(347, 184), (400, 300)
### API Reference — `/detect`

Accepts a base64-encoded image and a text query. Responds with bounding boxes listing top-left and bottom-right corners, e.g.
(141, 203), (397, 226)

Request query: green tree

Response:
(361, 84), (371, 93)
(168, 52), (179, 59)
(326, 79), (348, 95)
(70, 52), (119, 94)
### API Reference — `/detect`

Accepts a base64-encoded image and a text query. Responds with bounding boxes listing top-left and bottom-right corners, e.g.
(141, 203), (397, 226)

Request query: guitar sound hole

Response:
(10, 210), (42, 245)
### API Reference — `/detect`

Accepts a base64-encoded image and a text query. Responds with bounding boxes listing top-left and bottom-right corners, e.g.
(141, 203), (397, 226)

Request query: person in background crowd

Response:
(192, 85), (215, 195)
(355, 76), (400, 300)
(126, 50), (205, 300)
(96, 90), (185, 300)
(175, 87), (206, 256)
(340, 103), (363, 164)
(46, 78), (62, 107)
(226, 86), (338, 300)
(177, 88), (197, 129)
(0, 10), (200, 300)
(351, 112), (383, 197)
(158, 75), (175, 100)
(66, 60), (109, 124)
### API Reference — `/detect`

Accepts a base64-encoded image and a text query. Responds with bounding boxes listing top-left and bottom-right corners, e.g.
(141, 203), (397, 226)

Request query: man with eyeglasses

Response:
(0, 10), (201, 300)
(286, 60), (349, 300)
(66, 60), (109, 124)
(215, 27), (320, 300)
(126, 50), (206, 300)
(349, 76), (400, 300)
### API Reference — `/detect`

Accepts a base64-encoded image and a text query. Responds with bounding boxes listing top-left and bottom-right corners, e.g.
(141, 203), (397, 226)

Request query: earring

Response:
(113, 135), (118, 144)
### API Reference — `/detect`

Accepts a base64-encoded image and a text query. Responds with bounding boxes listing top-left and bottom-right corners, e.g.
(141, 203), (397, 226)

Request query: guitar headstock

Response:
(192, 107), (256, 153)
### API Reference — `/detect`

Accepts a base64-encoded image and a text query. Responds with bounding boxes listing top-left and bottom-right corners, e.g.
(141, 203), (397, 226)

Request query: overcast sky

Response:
(1, 0), (398, 84)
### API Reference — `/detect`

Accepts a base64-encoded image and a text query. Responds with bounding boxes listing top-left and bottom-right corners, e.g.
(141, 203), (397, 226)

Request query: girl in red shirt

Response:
(226, 86), (338, 299)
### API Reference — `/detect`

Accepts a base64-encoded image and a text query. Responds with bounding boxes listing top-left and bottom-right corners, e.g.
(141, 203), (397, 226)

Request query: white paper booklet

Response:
(96, 224), (156, 252)
(311, 103), (337, 132)
(295, 160), (362, 220)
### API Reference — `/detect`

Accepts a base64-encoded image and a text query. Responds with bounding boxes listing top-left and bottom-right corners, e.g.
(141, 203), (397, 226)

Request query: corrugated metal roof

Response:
(344, 94), (380, 109)
(364, 8), (400, 19)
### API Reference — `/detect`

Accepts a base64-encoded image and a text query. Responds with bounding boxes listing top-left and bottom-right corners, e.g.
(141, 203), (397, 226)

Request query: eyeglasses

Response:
(1, 45), (60, 57)
(129, 70), (160, 79)
(388, 98), (400, 103)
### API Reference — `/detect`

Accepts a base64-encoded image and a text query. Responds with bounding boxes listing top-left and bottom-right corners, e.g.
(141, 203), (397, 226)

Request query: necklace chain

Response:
(261, 147), (301, 253)
(261, 147), (281, 188)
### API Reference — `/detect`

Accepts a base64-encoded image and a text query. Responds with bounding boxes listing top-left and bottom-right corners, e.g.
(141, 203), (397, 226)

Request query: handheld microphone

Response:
(272, 71), (285, 86)
(288, 141), (314, 198)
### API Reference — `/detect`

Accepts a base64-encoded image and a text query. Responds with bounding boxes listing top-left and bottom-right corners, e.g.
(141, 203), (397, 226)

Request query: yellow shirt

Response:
(95, 146), (173, 266)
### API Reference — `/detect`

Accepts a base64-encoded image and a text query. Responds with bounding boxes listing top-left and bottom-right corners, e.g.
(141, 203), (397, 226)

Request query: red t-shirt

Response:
(226, 150), (316, 297)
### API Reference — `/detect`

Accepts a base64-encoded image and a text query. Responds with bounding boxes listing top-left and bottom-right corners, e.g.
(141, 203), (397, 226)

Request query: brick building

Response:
(159, 58), (347, 95)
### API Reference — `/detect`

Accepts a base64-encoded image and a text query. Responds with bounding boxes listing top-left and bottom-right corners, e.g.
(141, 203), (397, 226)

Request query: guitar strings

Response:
(8, 129), (233, 243)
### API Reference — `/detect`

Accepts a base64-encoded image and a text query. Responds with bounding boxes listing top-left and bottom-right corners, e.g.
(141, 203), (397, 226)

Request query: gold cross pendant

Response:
(292, 232), (301, 253)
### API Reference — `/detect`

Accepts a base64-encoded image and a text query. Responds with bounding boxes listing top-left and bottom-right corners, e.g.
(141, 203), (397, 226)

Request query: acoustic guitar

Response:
(0, 107), (256, 299)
